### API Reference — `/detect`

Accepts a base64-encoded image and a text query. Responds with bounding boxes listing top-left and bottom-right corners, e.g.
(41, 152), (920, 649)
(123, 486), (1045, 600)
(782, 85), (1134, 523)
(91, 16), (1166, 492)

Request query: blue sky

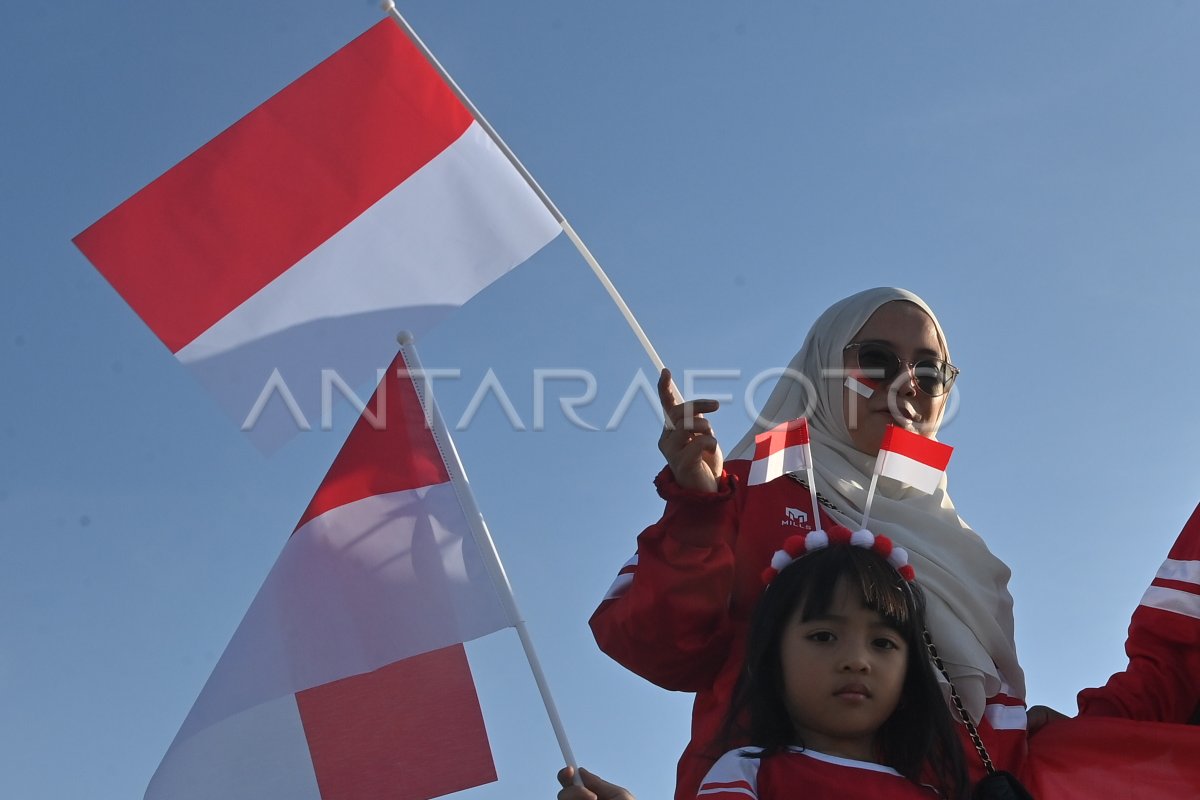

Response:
(5, 3), (1200, 798)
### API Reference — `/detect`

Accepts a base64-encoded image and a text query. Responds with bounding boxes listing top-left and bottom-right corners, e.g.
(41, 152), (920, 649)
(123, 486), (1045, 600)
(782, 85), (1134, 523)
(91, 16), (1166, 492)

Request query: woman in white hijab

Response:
(591, 287), (1027, 800)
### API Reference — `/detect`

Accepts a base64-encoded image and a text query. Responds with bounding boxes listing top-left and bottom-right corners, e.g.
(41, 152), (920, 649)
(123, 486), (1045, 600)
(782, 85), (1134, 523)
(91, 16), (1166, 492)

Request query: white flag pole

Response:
(803, 465), (823, 533)
(380, 1), (668, 378)
(860, 459), (882, 531)
(397, 332), (582, 782)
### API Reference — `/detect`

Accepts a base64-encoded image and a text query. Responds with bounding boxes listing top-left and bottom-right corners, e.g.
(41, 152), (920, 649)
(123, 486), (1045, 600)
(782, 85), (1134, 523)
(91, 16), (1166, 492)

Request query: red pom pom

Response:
(828, 527), (852, 546)
(898, 564), (916, 582)
(784, 534), (807, 557)
(873, 536), (894, 558)
(762, 567), (778, 585)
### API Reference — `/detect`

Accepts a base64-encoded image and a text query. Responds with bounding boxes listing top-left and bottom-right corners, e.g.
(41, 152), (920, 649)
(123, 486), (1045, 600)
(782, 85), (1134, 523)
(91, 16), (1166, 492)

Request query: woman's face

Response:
(841, 301), (948, 456)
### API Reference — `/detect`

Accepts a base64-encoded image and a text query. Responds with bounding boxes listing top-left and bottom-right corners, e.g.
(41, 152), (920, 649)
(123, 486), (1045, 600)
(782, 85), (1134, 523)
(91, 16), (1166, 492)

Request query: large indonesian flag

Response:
(73, 20), (560, 449)
(145, 351), (512, 800)
(874, 424), (952, 494)
(748, 417), (812, 486)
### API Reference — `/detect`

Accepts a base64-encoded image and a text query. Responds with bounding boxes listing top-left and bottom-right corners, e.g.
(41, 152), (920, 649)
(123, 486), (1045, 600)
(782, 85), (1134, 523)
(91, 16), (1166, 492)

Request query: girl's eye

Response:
(806, 631), (836, 643)
(873, 637), (901, 650)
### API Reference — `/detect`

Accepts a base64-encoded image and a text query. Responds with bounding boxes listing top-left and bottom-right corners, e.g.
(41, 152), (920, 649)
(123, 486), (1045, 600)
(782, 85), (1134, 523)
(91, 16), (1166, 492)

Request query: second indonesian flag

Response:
(874, 424), (953, 494)
(144, 352), (512, 800)
(748, 418), (812, 486)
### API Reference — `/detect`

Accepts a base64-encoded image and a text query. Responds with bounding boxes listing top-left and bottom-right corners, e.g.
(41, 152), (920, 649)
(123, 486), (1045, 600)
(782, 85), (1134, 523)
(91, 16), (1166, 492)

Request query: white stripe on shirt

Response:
(1140, 584), (1200, 621)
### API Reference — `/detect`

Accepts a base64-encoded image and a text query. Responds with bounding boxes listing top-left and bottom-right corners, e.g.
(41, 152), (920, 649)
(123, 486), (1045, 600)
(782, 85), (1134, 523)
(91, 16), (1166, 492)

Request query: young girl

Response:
(698, 529), (970, 799)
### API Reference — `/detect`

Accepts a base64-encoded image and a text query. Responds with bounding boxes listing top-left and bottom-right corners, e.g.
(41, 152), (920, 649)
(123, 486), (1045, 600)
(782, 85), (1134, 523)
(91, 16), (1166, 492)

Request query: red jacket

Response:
(1077, 502), (1200, 723)
(590, 460), (1027, 800)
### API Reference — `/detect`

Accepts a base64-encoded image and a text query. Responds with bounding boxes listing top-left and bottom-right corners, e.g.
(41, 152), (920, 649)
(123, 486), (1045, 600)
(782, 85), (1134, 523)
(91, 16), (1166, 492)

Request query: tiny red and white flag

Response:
(74, 20), (560, 450)
(144, 351), (511, 800)
(748, 417), (812, 486)
(874, 424), (953, 494)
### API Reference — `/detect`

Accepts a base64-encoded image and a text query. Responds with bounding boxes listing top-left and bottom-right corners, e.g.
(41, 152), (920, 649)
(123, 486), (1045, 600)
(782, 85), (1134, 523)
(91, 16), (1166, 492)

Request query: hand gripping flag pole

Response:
(397, 331), (582, 783)
(381, 2), (671, 383)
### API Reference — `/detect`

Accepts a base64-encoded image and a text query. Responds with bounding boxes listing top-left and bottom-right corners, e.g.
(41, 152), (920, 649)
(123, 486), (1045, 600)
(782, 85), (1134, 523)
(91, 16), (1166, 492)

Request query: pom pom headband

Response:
(761, 527), (916, 585)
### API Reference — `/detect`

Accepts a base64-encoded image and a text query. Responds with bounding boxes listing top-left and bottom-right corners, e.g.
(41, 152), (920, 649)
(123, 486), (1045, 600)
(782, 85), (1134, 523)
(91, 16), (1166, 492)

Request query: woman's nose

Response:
(894, 362), (919, 395)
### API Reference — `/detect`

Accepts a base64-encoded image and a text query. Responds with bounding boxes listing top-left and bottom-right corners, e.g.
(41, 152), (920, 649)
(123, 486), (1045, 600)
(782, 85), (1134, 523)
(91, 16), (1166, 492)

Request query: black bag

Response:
(973, 770), (1035, 800)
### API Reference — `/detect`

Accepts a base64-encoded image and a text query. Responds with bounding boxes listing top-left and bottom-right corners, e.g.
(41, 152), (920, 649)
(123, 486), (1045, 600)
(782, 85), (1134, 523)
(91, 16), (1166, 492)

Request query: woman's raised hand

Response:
(657, 368), (724, 493)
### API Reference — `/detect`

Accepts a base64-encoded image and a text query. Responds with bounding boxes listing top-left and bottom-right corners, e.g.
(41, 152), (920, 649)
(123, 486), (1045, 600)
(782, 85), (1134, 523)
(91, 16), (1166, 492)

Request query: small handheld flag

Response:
(861, 424), (953, 529)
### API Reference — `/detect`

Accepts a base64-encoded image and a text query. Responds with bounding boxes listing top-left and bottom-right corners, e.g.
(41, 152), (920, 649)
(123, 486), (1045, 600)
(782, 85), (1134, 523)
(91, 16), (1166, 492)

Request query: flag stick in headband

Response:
(748, 419), (809, 483)
(802, 448), (823, 534)
(861, 469), (882, 532)
(748, 419), (822, 532)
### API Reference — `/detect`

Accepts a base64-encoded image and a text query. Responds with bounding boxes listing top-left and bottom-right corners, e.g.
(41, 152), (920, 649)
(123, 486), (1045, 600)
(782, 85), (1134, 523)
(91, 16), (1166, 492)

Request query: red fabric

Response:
(295, 351), (449, 530)
(296, 643), (496, 800)
(1024, 716), (1200, 799)
(590, 461), (1026, 800)
(1078, 502), (1200, 723)
(73, 20), (472, 352)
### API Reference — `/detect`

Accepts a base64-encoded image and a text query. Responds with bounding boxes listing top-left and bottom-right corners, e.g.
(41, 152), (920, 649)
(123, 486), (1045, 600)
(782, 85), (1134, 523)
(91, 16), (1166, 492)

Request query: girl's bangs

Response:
(791, 547), (917, 632)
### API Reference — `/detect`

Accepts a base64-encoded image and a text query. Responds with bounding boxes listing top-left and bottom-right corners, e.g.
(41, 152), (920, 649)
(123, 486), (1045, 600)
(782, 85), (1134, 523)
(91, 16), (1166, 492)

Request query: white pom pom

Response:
(889, 546), (909, 569)
(805, 530), (829, 551)
(771, 550), (793, 571)
(850, 529), (875, 548)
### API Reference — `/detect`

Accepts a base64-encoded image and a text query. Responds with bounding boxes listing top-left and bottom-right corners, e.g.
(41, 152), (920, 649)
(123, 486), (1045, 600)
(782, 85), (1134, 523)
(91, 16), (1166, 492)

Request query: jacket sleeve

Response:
(589, 467), (742, 692)
(1077, 503), (1200, 723)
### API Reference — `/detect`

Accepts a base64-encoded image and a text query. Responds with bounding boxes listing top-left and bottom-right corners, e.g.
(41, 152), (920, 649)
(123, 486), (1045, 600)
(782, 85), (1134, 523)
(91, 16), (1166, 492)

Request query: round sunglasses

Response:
(843, 342), (959, 397)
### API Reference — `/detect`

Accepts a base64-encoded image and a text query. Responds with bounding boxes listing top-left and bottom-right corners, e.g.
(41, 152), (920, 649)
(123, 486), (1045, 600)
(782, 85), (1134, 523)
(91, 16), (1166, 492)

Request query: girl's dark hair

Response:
(716, 546), (969, 800)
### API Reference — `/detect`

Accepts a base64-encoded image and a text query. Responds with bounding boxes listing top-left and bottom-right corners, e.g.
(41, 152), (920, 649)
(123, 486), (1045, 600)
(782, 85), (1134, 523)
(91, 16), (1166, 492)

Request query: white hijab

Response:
(730, 287), (1023, 722)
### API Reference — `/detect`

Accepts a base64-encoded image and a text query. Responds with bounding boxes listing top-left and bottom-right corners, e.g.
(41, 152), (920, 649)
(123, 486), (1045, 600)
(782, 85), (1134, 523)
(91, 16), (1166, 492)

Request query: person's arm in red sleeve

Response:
(589, 466), (741, 691)
(1078, 503), (1200, 723)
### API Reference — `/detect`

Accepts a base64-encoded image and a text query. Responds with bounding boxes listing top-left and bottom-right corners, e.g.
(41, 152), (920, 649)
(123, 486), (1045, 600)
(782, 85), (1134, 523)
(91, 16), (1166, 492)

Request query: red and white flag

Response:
(874, 424), (952, 494)
(74, 20), (561, 450)
(748, 418), (812, 486)
(145, 351), (512, 800)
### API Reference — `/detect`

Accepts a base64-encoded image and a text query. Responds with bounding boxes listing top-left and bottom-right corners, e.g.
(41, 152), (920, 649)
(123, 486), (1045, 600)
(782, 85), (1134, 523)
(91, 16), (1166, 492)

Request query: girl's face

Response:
(841, 301), (948, 456)
(779, 577), (908, 762)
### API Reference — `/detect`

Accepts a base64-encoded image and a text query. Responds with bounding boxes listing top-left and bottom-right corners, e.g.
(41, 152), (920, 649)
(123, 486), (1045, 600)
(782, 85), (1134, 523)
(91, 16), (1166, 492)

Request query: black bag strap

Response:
(922, 629), (1037, 800)
(922, 629), (996, 774)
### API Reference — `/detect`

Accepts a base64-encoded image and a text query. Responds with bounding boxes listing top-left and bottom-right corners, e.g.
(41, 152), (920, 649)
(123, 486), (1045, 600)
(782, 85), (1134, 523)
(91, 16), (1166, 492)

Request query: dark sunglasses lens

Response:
(855, 344), (899, 379)
(914, 361), (951, 396)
